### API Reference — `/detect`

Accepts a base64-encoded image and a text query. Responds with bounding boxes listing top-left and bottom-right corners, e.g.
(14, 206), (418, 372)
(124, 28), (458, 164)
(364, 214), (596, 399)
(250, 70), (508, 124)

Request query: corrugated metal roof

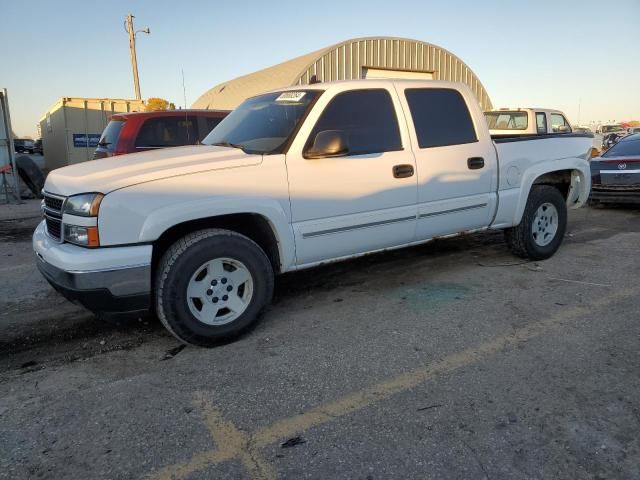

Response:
(192, 37), (492, 111)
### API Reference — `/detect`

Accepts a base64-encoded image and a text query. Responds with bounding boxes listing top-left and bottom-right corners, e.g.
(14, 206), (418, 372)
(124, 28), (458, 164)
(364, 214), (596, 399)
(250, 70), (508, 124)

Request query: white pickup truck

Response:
(34, 80), (593, 346)
(485, 108), (573, 136)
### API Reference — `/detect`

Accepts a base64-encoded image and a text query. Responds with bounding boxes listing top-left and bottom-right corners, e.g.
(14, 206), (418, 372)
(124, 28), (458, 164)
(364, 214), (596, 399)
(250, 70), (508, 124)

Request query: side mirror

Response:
(557, 125), (571, 133)
(305, 130), (349, 159)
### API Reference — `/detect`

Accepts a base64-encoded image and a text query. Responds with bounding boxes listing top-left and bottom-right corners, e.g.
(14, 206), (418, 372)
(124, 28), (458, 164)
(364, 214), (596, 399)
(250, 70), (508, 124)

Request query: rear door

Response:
(397, 85), (498, 239)
(286, 86), (418, 266)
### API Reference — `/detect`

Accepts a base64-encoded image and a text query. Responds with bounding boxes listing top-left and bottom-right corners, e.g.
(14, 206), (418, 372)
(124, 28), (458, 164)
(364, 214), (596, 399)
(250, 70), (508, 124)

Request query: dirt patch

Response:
(0, 218), (38, 242)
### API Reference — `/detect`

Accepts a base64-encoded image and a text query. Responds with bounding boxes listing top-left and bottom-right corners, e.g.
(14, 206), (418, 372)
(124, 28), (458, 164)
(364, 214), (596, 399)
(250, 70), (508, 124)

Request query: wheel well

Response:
(151, 214), (282, 276)
(532, 169), (573, 199)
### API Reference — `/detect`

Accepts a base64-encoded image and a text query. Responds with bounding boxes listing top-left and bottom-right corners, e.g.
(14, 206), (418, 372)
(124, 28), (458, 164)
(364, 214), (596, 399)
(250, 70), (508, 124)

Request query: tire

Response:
(155, 229), (274, 347)
(504, 185), (567, 260)
(16, 155), (45, 198)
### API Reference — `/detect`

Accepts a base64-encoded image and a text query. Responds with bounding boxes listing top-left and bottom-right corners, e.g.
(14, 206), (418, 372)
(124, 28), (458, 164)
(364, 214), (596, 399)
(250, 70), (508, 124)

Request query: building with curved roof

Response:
(193, 37), (492, 111)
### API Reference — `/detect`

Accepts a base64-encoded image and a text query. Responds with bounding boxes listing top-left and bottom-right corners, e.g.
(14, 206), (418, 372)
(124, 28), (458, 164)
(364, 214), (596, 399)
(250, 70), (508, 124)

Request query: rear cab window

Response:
(305, 89), (402, 155)
(135, 116), (199, 148)
(484, 111), (528, 131)
(97, 119), (125, 153)
(405, 88), (478, 148)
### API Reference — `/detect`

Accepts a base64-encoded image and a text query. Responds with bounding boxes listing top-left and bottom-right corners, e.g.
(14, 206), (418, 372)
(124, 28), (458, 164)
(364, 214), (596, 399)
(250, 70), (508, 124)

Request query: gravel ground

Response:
(0, 201), (639, 480)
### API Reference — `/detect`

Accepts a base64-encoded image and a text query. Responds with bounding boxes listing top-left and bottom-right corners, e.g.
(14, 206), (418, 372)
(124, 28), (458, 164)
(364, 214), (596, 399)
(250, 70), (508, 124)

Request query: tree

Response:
(145, 97), (176, 111)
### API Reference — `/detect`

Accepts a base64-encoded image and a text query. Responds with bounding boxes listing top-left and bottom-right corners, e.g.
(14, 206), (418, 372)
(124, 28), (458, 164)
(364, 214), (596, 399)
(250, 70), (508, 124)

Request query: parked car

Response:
(14, 138), (34, 154)
(485, 108), (574, 136)
(627, 126), (640, 135)
(35, 79), (592, 346)
(590, 133), (640, 204)
(602, 132), (626, 151)
(597, 124), (624, 135)
(93, 109), (230, 159)
(33, 139), (43, 155)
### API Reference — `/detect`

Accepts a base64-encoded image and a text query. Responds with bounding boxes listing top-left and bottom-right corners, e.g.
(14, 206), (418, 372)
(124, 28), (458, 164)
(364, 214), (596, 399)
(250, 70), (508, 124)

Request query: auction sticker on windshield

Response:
(276, 91), (306, 102)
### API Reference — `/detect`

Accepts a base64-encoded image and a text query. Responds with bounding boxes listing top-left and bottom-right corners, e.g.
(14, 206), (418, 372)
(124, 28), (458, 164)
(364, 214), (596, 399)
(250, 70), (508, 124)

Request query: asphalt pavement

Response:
(1, 201), (639, 479)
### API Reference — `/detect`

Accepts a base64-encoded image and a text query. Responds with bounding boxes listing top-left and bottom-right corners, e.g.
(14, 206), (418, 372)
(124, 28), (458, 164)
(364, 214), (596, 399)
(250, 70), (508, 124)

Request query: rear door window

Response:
(405, 88), (478, 148)
(135, 116), (199, 148)
(536, 113), (548, 134)
(306, 89), (402, 155)
(97, 120), (125, 152)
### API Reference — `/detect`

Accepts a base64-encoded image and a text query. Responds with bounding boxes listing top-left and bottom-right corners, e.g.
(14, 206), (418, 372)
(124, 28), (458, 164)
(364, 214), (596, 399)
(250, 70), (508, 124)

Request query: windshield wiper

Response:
(211, 141), (245, 150)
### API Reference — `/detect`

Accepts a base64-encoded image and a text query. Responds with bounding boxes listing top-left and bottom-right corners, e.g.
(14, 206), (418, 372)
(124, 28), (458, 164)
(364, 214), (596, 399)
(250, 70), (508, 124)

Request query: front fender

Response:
(138, 197), (295, 269)
(97, 157), (295, 268)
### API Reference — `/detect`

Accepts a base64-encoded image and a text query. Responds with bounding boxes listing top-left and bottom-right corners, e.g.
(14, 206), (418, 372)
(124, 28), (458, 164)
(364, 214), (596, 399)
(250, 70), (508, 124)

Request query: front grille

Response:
(44, 195), (63, 211)
(45, 216), (62, 240)
(42, 192), (66, 241)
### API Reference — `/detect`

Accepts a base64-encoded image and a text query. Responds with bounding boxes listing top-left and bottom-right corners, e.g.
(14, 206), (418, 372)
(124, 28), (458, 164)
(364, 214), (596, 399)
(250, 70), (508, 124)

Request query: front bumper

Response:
(33, 221), (152, 314)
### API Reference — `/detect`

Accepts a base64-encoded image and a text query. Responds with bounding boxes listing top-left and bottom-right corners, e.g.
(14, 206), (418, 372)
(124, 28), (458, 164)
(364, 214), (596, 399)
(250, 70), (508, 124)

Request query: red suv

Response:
(93, 109), (229, 159)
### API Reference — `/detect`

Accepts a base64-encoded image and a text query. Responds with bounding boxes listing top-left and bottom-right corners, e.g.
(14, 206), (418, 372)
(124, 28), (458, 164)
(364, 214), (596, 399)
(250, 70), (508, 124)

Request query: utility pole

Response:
(125, 14), (150, 100)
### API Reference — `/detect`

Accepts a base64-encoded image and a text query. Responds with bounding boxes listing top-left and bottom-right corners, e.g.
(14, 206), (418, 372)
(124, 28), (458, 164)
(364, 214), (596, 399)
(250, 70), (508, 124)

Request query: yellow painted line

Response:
(153, 394), (275, 480)
(149, 286), (637, 480)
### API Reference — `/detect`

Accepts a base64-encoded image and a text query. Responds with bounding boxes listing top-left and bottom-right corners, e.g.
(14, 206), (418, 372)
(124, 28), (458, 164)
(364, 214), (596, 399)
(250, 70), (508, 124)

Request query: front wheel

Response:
(504, 185), (567, 260)
(155, 229), (274, 347)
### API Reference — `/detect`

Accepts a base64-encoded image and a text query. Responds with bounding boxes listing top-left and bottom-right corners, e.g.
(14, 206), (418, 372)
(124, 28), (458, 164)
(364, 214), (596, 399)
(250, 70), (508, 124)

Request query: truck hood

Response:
(44, 145), (262, 196)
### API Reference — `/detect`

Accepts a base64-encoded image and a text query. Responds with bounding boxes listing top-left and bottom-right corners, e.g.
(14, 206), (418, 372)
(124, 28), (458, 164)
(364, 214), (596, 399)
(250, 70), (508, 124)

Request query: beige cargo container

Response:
(39, 97), (145, 171)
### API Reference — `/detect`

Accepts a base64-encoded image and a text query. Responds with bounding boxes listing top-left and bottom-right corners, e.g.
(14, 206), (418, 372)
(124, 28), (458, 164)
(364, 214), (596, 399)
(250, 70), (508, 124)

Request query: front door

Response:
(285, 86), (418, 266)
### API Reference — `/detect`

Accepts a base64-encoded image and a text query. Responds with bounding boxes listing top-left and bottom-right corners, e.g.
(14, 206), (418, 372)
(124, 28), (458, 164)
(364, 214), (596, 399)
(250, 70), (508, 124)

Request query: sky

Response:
(1, 0), (639, 137)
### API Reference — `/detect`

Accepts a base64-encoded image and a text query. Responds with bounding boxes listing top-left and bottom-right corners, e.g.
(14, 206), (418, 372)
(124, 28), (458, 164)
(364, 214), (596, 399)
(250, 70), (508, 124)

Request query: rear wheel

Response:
(155, 229), (274, 347)
(504, 185), (567, 260)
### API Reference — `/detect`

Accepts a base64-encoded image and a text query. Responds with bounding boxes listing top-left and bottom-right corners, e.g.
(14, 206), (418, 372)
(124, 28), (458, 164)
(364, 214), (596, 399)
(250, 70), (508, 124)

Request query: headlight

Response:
(64, 193), (103, 217)
(64, 224), (100, 247)
(62, 193), (103, 247)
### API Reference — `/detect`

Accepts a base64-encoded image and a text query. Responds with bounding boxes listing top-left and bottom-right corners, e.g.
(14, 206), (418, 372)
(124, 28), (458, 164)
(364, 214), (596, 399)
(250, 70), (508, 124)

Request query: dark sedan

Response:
(590, 133), (640, 204)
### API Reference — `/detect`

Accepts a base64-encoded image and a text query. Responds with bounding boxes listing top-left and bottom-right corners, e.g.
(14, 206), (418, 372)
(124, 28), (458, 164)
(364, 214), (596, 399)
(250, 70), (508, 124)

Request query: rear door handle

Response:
(467, 157), (484, 170)
(393, 164), (414, 178)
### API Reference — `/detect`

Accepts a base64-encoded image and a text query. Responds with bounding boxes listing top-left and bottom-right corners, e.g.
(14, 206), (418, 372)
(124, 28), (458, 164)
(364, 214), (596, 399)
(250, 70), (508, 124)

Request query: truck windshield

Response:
(202, 90), (322, 154)
(97, 119), (125, 152)
(484, 111), (528, 130)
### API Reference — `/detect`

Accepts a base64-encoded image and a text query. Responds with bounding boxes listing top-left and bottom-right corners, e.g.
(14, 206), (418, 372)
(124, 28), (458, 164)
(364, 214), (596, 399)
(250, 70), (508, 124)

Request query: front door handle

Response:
(393, 164), (414, 178)
(467, 157), (485, 170)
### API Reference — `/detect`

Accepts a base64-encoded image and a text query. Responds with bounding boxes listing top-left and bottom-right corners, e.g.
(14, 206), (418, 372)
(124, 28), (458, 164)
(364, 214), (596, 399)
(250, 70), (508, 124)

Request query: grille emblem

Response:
(618, 163), (627, 170)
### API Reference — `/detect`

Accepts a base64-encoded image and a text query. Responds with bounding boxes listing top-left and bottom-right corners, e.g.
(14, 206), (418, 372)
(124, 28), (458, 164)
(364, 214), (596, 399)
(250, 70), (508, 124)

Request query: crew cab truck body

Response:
(485, 108), (573, 136)
(34, 80), (593, 346)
